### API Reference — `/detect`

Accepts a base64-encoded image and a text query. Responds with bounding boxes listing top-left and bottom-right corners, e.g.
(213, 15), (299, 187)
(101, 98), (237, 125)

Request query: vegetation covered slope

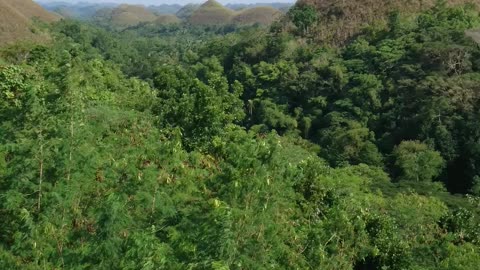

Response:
(232, 6), (282, 25)
(0, 0), (60, 44)
(5, 0), (60, 22)
(188, 0), (235, 25)
(154, 14), (181, 25)
(226, 2), (293, 12)
(176, 3), (200, 20)
(297, 0), (480, 44)
(147, 4), (183, 15)
(2, 1), (480, 270)
(52, 6), (75, 18)
(41, 2), (117, 20)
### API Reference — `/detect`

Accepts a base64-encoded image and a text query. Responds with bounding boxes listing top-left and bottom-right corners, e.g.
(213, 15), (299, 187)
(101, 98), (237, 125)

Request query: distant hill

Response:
(226, 2), (292, 12)
(40, 2), (116, 20)
(176, 4), (200, 20)
(232, 6), (282, 25)
(147, 4), (183, 15)
(188, 0), (235, 25)
(297, 0), (480, 44)
(94, 4), (157, 28)
(0, 0), (61, 45)
(38, 0), (287, 28)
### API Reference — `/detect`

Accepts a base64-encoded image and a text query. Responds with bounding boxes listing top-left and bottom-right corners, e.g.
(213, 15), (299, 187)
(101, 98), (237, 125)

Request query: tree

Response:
(288, 5), (318, 34)
(154, 63), (244, 151)
(320, 114), (383, 167)
(393, 141), (445, 182)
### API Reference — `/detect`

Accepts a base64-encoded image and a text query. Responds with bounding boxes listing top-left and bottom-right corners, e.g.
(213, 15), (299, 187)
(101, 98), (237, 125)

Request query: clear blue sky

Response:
(37, 0), (296, 4)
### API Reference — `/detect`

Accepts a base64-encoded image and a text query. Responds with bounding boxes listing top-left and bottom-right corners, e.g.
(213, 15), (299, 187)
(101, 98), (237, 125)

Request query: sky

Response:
(37, 0), (296, 5)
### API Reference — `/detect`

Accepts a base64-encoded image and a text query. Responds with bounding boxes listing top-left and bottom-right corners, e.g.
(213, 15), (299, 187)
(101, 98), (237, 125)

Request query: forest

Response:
(1, 0), (480, 269)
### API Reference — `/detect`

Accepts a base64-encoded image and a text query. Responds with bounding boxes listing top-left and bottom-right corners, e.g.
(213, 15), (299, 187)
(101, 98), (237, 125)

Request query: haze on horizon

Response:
(36, 0), (296, 5)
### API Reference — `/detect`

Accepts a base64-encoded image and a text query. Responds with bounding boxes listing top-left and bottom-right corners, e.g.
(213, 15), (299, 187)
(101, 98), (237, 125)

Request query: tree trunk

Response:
(38, 144), (44, 212)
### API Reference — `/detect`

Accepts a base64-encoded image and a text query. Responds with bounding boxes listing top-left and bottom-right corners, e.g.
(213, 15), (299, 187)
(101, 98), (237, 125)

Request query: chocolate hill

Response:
(0, 0), (61, 45)
(188, 0), (235, 25)
(95, 4), (157, 28)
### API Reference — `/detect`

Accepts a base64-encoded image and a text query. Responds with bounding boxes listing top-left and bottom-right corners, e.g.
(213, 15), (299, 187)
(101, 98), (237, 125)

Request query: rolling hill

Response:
(297, 0), (480, 44)
(40, 2), (117, 20)
(0, 0), (61, 45)
(176, 4), (200, 20)
(95, 4), (157, 28)
(188, 0), (235, 25)
(226, 2), (292, 12)
(147, 4), (183, 15)
(232, 6), (282, 25)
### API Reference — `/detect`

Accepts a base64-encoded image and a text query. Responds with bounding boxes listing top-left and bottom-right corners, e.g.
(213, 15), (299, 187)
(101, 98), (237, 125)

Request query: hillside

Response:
(155, 14), (181, 25)
(226, 2), (292, 11)
(297, 0), (480, 44)
(176, 4), (199, 20)
(232, 6), (282, 25)
(96, 4), (157, 28)
(0, 0), (60, 45)
(188, 0), (234, 25)
(6, 0), (60, 22)
(147, 4), (182, 15)
(53, 6), (75, 18)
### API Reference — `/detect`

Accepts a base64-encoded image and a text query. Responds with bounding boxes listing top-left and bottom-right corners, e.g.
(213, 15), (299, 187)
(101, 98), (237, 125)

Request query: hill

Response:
(5, 0), (60, 22)
(188, 0), (234, 25)
(226, 2), (292, 11)
(40, 2), (117, 20)
(176, 4), (199, 20)
(53, 6), (75, 18)
(232, 6), (282, 25)
(95, 4), (157, 28)
(297, 0), (480, 44)
(147, 4), (182, 15)
(3, 2), (480, 269)
(155, 14), (181, 25)
(0, 0), (60, 45)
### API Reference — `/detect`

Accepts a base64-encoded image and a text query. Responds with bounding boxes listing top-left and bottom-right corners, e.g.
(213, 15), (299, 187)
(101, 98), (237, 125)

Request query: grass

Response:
(0, 0), (60, 45)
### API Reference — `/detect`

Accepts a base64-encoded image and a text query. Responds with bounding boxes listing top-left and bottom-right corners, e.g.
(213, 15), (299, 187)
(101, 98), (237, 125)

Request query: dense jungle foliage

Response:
(1, 2), (480, 269)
